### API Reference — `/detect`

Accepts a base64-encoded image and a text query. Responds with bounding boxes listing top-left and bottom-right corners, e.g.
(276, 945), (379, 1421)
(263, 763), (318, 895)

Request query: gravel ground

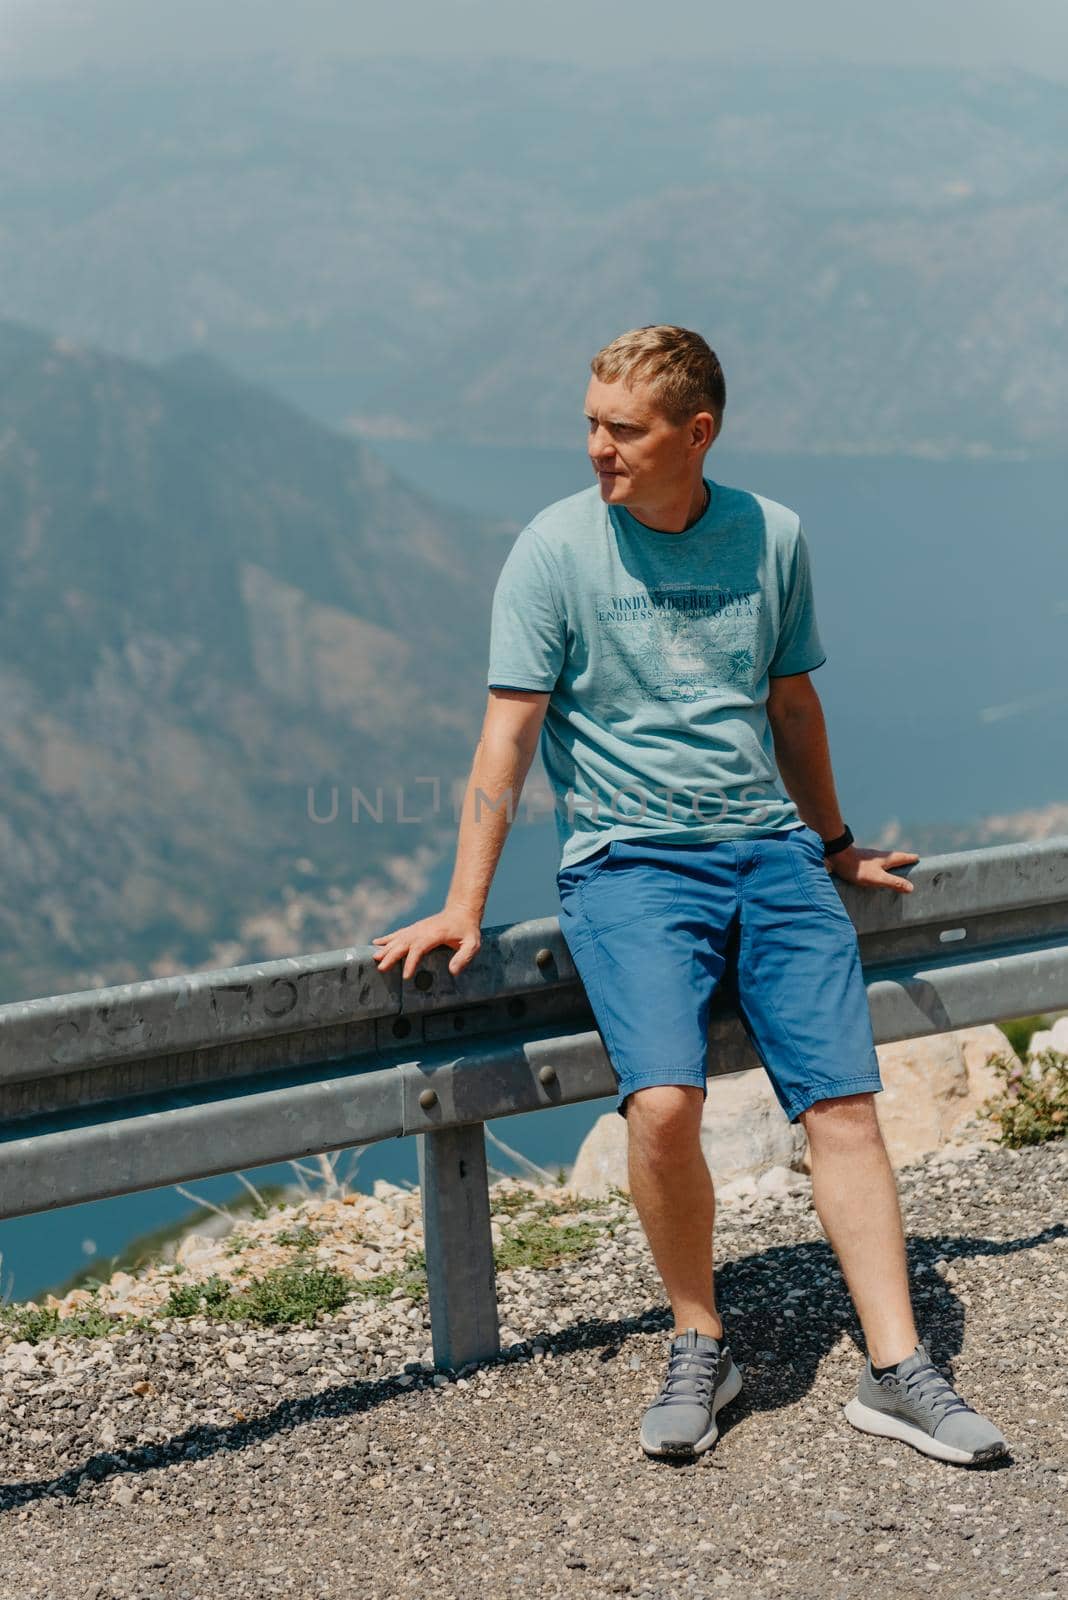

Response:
(0, 1134), (1063, 1600)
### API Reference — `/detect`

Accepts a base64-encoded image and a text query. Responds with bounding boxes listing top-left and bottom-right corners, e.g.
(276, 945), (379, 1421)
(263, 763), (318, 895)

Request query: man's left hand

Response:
(826, 844), (920, 894)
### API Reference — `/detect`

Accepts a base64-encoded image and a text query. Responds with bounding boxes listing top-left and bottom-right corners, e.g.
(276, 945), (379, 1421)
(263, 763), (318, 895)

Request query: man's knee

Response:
(625, 1083), (706, 1150)
(800, 1090), (883, 1152)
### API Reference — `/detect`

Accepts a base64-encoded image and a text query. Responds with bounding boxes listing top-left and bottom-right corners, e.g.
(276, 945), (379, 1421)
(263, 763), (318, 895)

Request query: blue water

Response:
(4, 441), (1064, 1301)
(0, 814), (592, 1304)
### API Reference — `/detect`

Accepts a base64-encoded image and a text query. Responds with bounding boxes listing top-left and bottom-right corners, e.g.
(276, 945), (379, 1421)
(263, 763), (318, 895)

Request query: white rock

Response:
(372, 1180), (408, 1200)
(1026, 1015), (1068, 1059)
(716, 1174), (759, 1207)
(755, 1165), (811, 1198)
(700, 1071), (808, 1183)
(567, 1068), (806, 1198)
(175, 1233), (225, 1269)
(874, 1024), (1020, 1168)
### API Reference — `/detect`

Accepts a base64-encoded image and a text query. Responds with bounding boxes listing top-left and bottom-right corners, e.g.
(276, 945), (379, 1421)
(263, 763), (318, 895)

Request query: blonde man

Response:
(373, 325), (1007, 1466)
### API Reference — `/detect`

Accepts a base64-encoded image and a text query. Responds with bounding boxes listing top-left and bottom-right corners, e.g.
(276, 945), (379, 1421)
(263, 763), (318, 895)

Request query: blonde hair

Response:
(590, 325), (725, 427)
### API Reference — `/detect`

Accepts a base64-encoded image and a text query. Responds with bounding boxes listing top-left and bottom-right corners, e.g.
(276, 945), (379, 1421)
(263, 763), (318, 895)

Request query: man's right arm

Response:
(370, 688), (550, 979)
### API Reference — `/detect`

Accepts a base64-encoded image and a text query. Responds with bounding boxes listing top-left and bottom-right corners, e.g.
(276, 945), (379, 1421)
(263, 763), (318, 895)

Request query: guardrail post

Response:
(416, 1122), (501, 1371)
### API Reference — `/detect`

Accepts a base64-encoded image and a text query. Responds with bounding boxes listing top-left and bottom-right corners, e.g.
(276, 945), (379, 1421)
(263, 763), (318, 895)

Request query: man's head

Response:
(585, 325), (725, 516)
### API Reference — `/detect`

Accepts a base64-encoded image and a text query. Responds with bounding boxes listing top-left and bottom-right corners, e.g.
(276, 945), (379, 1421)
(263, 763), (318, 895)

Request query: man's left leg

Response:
(799, 1090), (917, 1367)
(801, 1087), (1007, 1462)
(735, 827), (1009, 1462)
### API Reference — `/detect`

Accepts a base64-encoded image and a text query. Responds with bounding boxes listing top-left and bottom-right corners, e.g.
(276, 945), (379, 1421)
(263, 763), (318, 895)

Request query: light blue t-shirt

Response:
(487, 476), (827, 870)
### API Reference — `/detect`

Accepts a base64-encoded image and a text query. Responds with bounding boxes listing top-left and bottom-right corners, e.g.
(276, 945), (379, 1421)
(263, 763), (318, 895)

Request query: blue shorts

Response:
(556, 825), (883, 1122)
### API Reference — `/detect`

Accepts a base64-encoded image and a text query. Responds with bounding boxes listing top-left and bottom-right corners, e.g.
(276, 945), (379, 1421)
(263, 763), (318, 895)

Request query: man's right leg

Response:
(625, 1084), (724, 1340)
(627, 1083), (743, 1458)
(554, 837), (740, 1343)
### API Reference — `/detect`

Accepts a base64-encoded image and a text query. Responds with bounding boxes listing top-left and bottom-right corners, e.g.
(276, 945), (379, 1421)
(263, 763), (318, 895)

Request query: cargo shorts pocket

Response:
(786, 826), (852, 919)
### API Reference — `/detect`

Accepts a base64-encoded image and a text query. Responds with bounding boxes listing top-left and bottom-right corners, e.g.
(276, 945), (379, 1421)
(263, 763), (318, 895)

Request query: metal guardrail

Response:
(2, 835), (1067, 1369)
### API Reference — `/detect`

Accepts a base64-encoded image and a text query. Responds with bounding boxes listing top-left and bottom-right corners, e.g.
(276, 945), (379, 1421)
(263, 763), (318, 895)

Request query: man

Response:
(372, 325), (1007, 1467)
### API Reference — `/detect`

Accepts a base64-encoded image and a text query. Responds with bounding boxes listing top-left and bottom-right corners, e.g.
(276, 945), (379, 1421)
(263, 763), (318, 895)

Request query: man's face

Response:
(584, 373), (715, 506)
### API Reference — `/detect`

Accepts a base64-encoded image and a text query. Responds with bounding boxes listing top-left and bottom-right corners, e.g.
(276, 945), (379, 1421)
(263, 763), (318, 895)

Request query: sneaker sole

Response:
(843, 1398), (1009, 1465)
(640, 1358), (744, 1459)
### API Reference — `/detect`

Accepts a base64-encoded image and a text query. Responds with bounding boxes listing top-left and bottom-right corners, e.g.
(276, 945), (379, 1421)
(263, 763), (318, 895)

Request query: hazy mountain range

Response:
(0, 56), (1064, 458)
(0, 316), (1065, 1002)
(0, 320), (511, 1001)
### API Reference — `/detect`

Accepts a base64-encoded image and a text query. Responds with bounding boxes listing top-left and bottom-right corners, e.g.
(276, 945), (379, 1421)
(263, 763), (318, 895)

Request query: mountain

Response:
(0, 57), (1064, 458)
(376, 176), (1068, 457)
(0, 320), (513, 1001)
(879, 801), (1068, 857)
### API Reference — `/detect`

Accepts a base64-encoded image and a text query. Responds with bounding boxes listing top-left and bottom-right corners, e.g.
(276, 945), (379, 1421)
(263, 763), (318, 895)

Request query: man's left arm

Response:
(767, 672), (919, 894)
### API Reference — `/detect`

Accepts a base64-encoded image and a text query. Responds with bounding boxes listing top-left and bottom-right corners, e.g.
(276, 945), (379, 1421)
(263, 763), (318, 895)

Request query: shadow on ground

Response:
(3, 1222), (1058, 1509)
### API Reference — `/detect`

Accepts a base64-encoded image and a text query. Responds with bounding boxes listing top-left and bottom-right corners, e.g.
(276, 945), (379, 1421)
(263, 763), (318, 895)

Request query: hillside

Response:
(0, 322), (512, 1001)
(0, 57), (1064, 458)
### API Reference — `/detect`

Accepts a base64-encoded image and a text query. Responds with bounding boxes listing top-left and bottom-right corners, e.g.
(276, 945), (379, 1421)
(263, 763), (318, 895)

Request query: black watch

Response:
(820, 824), (854, 857)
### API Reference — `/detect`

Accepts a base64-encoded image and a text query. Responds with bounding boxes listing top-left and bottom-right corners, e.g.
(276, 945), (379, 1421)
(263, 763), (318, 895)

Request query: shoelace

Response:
(893, 1359), (976, 1420)
(655, 1348), (722, 1408)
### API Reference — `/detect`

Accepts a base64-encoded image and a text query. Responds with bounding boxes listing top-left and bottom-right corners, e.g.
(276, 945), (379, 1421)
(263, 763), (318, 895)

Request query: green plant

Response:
(490, 1184), (617, 1222)
(0, 1302), (152, 1345)
(349, 1249), (428, 1303)
(977, 1048), (1068, 1147)
(160, 1262), (353, 1327)
(162, 1275), (235, 1318)
(349, 1274), (397, 1301)
(399, 1250), (428, 1299)
(996, 1013), (1052, 1059)
(494, 1218), (604, 1272)
(275, 1224), (320, 1250)
(490, 1184), (550, 1218)
(233, 1262), (351, 1325)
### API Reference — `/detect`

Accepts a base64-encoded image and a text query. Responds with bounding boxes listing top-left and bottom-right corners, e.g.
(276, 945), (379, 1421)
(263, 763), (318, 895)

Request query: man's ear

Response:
(693, 410), (720, 449)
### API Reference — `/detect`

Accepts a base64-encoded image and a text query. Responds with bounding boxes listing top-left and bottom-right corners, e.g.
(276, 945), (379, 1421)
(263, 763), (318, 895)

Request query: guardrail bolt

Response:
(392, 1017), (413, 1040)
(538, 1065), (557, 1086)
(414, 970), (434, 991)
(419, 1088), (438, 1110)
(535, 947), (553, 970)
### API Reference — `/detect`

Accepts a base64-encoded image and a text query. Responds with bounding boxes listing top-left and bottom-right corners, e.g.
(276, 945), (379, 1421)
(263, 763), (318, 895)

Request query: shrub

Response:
(0, 1301), (134, 1344)
(161, 1261), (352, 1326)
(234, 1262), (350, 1325)
(162, 1275), (235, 1318)
(274, 1224), (321, 1250)
(494, 1218), (604, 1271)
(350, 1250), (427, 1302)
(977, 1048), (1068, 1147)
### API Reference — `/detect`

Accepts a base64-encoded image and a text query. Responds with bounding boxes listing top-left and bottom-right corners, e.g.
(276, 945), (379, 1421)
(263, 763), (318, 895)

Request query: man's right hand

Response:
(370, 906), (483, 980)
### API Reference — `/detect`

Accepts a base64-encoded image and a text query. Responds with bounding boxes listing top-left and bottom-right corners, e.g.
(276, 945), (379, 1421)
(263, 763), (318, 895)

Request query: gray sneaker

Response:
(843, 1341), (1009, 1465)
(639, 1328), (743, 1459)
